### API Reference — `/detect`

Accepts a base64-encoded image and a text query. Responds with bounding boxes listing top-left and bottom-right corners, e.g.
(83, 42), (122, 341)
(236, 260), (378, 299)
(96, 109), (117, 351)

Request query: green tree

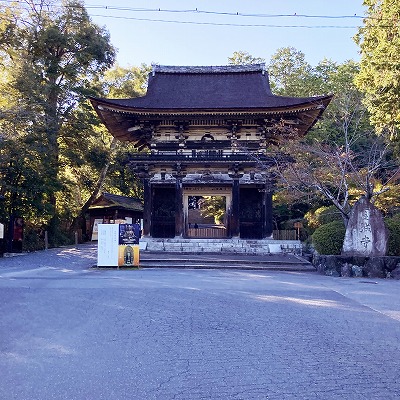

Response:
(267, 55), (377, 223)
(91, 64), (151, 197)
(309, 60), (370, 144)
(267, 47), (315, 96)
(100, 63), (151, 98)
(228, 50), (265, 65)
(354, 0), (400, 138)
(0, 0), (115, 244)
(67, 64), (150, 232)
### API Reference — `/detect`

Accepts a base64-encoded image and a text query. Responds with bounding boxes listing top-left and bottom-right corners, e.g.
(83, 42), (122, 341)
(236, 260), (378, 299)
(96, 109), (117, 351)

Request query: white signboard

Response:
(0, 223), (4, 239)
(97, 224), (119, 267)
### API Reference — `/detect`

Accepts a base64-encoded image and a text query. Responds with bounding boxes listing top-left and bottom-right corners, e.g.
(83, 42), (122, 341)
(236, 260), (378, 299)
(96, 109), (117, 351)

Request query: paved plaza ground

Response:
(1, 244), (400, 399)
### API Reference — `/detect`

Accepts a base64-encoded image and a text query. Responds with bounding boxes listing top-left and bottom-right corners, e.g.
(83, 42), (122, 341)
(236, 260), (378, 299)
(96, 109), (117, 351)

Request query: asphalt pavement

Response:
(1, 244), (400, 399)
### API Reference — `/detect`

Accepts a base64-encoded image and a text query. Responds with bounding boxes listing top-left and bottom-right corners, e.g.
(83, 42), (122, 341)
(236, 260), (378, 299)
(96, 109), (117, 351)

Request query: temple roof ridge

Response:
(151, 64), (266, 74)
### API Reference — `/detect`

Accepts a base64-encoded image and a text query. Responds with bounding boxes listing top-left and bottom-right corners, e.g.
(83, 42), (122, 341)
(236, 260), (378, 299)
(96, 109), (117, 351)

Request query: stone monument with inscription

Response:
(342, 196), (387, 257)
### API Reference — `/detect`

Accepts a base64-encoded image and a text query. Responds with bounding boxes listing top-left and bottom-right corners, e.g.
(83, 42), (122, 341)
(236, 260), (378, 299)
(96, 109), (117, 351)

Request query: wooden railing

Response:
(185, 228), (297, 240)
(273, 230), (297, 240)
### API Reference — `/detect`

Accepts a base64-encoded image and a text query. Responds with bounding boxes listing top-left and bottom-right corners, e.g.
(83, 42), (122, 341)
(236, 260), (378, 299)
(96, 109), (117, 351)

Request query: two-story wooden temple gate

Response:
(90, 64), (332, 247)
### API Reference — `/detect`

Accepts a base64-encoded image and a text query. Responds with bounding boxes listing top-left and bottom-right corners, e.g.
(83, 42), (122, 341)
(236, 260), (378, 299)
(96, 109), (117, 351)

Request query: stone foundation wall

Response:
(314, 255), (400, 279)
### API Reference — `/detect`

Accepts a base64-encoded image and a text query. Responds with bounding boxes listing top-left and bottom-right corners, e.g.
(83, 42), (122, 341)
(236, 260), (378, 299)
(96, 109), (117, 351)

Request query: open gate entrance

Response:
(184, 187), (230, 238)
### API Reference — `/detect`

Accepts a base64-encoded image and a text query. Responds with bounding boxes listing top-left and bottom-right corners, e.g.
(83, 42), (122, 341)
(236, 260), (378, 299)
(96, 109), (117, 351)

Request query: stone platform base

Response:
(314, 255), (400, 279)
(140, 237), (302, 255)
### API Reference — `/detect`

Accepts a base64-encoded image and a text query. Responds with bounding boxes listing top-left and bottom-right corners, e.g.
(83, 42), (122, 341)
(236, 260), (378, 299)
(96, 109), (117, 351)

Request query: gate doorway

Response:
(184, 187), (231, 238)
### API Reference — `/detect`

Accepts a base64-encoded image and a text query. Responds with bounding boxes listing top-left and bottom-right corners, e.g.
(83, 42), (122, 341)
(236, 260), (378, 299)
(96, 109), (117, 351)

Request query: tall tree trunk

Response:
(45, 85), (61, 220)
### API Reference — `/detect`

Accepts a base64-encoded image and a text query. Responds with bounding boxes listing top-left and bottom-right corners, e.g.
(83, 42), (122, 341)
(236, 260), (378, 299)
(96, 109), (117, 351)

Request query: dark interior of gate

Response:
(152, 187), (175, 238)
(239, 188), (262, 239)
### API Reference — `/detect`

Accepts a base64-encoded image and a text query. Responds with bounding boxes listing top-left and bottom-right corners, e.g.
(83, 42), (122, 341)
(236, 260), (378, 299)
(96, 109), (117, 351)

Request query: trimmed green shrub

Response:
(385, 215), (400, 256)
(312, 220), (346, 255)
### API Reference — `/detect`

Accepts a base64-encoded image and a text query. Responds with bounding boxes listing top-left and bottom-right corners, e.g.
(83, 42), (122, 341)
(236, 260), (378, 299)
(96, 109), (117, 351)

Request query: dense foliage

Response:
(312, 221), (346, 255)
(385, 215), (400, 256)
(354, 0), (400, 138)
(0, 1), (150, 248)
(0, 0), (115, 245)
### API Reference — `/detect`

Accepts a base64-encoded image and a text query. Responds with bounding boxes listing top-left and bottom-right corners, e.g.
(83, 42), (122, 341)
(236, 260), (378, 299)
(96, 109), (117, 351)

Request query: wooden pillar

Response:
(142, 177), (152, 237)
(263, 190), (274, 238)
(231, 178), (240, 238)
(175, 177), (184, 237)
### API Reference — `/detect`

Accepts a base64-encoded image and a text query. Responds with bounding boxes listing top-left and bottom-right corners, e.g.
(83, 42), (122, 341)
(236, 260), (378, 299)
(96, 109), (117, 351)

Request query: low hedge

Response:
(312, 220), (346, 255)
(385, 216), (400, 256)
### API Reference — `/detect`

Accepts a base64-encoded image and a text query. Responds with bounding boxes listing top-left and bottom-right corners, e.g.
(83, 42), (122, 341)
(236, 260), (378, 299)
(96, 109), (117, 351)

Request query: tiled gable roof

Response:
(91, 64), (331, 111)
(89, 193), (143, 211)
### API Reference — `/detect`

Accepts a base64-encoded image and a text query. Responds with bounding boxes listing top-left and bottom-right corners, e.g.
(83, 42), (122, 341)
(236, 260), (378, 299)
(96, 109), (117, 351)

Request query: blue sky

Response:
(85, 0), (366, 68)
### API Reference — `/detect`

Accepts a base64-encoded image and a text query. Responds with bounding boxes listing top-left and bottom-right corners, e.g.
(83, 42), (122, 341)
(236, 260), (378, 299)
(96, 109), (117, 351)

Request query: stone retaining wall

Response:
(314, 255), (400, 279)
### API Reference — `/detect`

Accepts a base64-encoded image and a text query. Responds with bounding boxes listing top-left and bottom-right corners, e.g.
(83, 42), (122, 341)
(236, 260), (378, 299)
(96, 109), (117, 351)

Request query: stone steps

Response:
(140, 237), (302, 255)
(138, 253), (314, 271)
